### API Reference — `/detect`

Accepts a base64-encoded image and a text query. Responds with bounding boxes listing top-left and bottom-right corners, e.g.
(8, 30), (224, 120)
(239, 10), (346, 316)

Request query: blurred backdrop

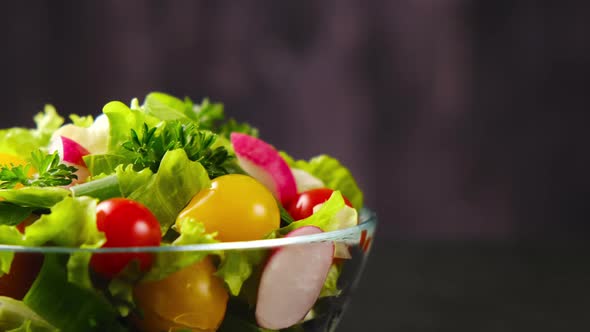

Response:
(2, 1), (590, 330)
(2, 1), (590, 239)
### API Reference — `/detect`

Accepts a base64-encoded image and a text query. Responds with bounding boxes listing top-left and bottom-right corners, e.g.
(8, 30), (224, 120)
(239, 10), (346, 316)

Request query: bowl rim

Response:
(0, 209), (377, 253)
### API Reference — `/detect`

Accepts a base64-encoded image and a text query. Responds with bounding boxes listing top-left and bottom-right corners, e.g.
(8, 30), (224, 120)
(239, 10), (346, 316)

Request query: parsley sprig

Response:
(122, 121), (233, 177)
(0, 150), (78, 189)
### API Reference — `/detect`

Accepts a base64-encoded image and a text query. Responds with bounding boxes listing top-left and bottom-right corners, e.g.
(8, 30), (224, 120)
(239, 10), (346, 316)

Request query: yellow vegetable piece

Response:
(0, 153), (34, 191)
(176, 174), (280, 242)
(133, 257), (229, 332)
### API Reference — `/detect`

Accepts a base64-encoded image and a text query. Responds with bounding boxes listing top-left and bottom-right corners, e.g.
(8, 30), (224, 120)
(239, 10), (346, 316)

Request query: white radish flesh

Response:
(255, 226), (334, 330)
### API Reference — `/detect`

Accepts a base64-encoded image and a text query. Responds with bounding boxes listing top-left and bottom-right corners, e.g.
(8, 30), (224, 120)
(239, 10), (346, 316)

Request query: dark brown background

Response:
(2, 1), (590, 330)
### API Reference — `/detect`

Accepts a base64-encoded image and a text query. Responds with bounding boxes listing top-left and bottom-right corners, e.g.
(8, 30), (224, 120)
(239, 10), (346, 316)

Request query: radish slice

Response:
(255, 226), (334, 329)
(48, 136), (91, 184)
(50, 114), (110, 155)
(49, 136), (90, 167)
(231, 133), (297, 205)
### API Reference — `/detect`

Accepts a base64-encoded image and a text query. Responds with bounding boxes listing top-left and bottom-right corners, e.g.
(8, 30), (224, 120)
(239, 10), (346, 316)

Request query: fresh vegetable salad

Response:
(0, 93), (367, 331)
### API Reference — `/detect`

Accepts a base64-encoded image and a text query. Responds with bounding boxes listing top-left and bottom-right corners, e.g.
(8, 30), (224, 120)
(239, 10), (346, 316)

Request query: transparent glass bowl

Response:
(0, 209), (377, 332)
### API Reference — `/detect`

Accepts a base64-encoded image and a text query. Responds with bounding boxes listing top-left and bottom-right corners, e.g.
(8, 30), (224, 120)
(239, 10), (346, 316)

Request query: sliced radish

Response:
(231, 133), (297, 205)
(49, 136), (90, 166)
(48, 136), (91, 184)
(50, 114), (110, 155)
(291, 168), (324, 193)
(255, 226), (334, 329)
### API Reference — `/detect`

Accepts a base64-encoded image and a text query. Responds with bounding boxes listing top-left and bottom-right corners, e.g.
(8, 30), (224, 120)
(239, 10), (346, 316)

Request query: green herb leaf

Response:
(122, 121), (234, 177)
(0, 151), (78, 189)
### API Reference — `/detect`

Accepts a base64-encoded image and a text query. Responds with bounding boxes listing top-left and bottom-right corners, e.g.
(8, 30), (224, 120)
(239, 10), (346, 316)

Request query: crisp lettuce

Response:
(142, 92), (198, 122)
(275, 191), (347, 236)
(0, 187), (70, 208)
(102, 101), (160, 155)
(23, 196), (103, 248)
(142, 218), (218, 282)
(68, 114), (94, 128)
(83, 154), (127, 177)
(216, 250), (267, 296)
(281, 153), (363, 210)
(0, 105), (64, 158)
(17, 196), (104, 288)
(116, 149), (211, 233)
(23, 254), (126, 332)
(0, 296), (57, 332)
(319, 264), (342, 298)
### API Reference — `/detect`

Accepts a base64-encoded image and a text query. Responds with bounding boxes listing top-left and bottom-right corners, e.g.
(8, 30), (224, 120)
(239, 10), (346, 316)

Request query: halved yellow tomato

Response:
(176, 174), (280, 242)
(133, 257), (229, 332)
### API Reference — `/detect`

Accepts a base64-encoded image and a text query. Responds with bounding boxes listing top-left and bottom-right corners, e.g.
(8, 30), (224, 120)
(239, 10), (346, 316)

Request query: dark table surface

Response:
(338, 240), (590, 332)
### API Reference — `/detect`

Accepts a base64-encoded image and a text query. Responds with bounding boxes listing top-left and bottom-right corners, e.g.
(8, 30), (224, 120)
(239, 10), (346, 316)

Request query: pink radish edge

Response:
(231, 133), (297, 205)
(51, 136), (91, 166)
(255, 226), (334, 330)
(49, 136), (91, 185)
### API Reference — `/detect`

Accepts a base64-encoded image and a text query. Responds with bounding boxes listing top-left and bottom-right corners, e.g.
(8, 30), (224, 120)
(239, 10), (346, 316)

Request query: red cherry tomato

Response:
(90, 198), (162, 278)
(287, 188), (353, 221)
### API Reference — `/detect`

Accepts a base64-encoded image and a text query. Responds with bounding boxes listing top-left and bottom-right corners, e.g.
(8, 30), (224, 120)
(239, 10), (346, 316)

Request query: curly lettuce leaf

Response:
(0, 187), (70, 208)
(102, 101), (160, 155)
(0, 105), (64, 158)
(20, 196), (104, 289)
(216, 249), (267, 296)
(142, 218), (219, 282)
(319, 264), (342, 298)
(68, 114), (94, 128)
(116, 149), (211, 233)
(23, 254), (127, 332)
(0, 296), (57, 332)
(83, 154), (127, 177)
(142, 92), (198, 122)
(281, 153), (363, 210)
(274, 191), (347, 236)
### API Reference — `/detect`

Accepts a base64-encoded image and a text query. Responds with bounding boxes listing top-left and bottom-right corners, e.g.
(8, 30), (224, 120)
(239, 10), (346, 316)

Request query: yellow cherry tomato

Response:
(177, 174), (280, 242)
(133, 257), (228, 332)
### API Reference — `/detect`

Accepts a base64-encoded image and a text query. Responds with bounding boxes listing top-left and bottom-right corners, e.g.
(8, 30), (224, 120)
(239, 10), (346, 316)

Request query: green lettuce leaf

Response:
(0, 296), (57, 332)
(23, 196), (103, 247)
(22, 196), (104, 289)
(142, 218), (219, 282)
(319, 264), (342, 298)
(68, 114), (94, 128)
(102, 101), (160, 155)
(83, 154), (128, 177)
(216, 249), (267, 296)
(116, 149), (211, 233)
(0, 187), (70, 208)
(281, 153), (363, 210)
(142, 92), (198, 122)
(0, 252), (15, 275)
(0, 105), (64, 158)
(274, 191), (346, 236)
(23, 254), (127, 332)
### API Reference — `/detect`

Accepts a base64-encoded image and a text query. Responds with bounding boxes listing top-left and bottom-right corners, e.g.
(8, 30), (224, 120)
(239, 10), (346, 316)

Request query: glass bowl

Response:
(0, 209), (377, 332)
